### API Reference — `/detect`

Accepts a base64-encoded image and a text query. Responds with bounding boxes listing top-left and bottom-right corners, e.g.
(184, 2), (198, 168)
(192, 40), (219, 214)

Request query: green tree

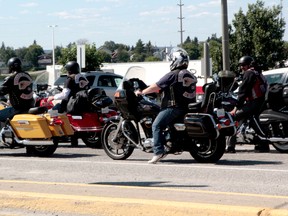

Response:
(58, 43), (77, 65)
(24, 41), (44, 69)
(182, 37), (201, 60)
(15, 47), (28, 61)
(0, 42), (16, 65)
(230, 0), (285, 71)
(84, 43), (102, 71)
(134, 39), (145, 55)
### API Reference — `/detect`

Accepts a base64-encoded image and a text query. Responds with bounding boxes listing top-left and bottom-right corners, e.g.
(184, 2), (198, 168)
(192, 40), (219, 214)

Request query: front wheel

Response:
(101, 121), (136, 160)
(189, 135), (226, 163)
(26, 139), (58, 157)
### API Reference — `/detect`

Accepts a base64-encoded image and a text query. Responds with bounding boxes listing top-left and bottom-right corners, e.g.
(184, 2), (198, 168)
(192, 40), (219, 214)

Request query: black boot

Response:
(254, 143), (270, 152)
(226, 135), (236, 153)
(70, 135), (78, 147)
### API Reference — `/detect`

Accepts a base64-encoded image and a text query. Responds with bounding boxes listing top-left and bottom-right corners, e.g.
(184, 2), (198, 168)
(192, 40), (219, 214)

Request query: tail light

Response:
(50, 117), (63, 126)
(220, 118), (231, 126)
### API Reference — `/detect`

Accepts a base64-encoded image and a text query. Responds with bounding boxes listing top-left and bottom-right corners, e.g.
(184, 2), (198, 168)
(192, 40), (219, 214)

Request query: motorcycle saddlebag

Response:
(67, 113), (103, 132)
(184, 113), (218, 139)
(44, 114), (74, 136)
(10, 114), (52, 138)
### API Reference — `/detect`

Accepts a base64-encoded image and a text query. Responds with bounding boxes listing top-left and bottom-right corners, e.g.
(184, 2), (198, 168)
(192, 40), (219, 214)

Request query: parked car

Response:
(53, 71), (123, 100)
(262, 68), (288, 85)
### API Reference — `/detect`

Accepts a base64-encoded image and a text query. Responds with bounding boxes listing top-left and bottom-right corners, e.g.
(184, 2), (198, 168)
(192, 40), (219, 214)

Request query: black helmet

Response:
(7, 57), (22, 73)
(168, 47), (189, 71)
(65, 61), (80, 75)
(238, 56), (254, 67)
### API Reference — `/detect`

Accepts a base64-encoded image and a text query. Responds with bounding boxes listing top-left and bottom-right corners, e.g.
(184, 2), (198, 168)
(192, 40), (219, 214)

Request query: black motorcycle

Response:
(213, 72), (288, 153)
(101, 66), (236, 163)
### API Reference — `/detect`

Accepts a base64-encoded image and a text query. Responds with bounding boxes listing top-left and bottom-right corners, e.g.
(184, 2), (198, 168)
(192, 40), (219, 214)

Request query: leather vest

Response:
(161, 69), (197, 109)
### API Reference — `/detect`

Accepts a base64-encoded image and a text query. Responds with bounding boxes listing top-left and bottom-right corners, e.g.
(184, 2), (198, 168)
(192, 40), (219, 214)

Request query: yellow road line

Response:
(1, 179), (288, 200)
(1, 180), (288, 216)
(0, 190), (287, 216)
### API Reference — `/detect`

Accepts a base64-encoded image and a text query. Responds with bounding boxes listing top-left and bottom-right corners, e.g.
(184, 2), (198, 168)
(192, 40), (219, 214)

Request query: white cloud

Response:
(19, 2), (38, 7)
(139, 6), (175, 16)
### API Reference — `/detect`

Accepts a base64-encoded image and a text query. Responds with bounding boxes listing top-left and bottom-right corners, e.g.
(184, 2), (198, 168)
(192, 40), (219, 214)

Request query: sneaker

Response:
(148, 153), (167, 164)
(254, 144), (270, 153)
(225, 146), (236, 153)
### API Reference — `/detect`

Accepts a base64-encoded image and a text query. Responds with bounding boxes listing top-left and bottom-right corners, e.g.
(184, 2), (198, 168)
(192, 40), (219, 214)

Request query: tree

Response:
(58, 43), (77, 65)
(0, 42), (16, 65)
(24, 41), (44, 69)
(182, 37), (201, 60)
(15, 47), (28, 62)
(230, 0), (285, 71)
(84, 43), (102, 71)
(134, 39), (145, 55)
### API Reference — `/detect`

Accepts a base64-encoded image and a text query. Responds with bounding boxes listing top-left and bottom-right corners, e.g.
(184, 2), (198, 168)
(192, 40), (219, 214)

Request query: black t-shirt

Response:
(156, 69), (197, 109)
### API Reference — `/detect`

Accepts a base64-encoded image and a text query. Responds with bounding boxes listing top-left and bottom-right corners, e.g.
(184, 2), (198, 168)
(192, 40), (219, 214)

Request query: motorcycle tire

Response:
(82, 132), (102, 149)
(189, 135), (226, 163)
(26, 138), (58, 157)
(272, 143), (288, 153)
(101, 121), (135, 160)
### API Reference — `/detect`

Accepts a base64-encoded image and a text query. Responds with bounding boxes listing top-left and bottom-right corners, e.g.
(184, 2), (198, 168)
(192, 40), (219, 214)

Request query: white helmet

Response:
(168, 47), (189, 71)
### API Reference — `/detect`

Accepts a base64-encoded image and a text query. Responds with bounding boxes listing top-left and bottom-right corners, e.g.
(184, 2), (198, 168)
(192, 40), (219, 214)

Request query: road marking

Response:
(0, 157), (287, 173)
(0, 179), (288, 200)
(0, 188), (288, 216)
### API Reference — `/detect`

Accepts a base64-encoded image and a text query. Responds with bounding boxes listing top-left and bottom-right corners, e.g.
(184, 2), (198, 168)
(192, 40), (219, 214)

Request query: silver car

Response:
(53, 71), (123, 100)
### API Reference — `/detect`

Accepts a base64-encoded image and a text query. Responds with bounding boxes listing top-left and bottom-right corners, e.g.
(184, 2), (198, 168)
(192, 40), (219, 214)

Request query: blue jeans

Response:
(152, 107), (185, 155)
(0, 107), (22, 122)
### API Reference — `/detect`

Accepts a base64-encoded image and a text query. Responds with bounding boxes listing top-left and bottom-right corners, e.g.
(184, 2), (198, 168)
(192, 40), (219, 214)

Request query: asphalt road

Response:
(0, 143), (288, 216)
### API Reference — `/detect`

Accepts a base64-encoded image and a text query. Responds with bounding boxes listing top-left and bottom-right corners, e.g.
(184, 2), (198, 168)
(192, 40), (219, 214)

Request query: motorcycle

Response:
(101, 66), (237, 163)
(34, 84), (117, 148)
(214, 72), (288, 153)
(0, 102), (74, 156)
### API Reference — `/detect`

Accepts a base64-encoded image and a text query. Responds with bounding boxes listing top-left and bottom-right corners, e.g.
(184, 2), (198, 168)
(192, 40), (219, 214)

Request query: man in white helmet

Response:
(136, 47), (197, 164)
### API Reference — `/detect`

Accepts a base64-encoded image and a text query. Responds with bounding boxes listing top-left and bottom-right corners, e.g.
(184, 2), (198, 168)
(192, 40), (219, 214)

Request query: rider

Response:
(135, 47), (198, 164)
(226, 56), (268, 153)
(47, 61), (89, 146)
(0, 57), (34, 122)
(47, 61), (89, 112)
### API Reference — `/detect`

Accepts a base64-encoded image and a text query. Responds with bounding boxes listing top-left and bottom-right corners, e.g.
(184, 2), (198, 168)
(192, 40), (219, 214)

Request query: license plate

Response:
(217, 108), (225, 117)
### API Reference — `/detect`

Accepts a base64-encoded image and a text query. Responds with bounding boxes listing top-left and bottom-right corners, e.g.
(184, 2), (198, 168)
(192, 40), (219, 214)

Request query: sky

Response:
(0, 0), (287, 50)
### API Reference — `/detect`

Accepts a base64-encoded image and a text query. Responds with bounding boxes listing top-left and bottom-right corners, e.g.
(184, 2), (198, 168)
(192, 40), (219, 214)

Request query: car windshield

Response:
(264, 73), (284, 84)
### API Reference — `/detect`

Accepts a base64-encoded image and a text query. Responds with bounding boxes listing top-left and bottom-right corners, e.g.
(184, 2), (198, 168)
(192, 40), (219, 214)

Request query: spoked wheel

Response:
(272, 142), (288, 153)
(82, 132), (102, 148)
(101, 121), (136, 160)
(26, 138), (58, 157)
(189, 135), (226, 163)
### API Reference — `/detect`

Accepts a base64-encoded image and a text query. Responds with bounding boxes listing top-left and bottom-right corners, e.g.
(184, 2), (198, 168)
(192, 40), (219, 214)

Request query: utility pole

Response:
(221, 0), (230, 72)
(280, 0), (283, 20)
(178, 0), (184, 46)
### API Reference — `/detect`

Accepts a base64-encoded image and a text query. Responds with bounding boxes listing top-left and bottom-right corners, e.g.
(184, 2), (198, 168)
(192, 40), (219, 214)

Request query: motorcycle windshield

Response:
(117, 66), (147, 91)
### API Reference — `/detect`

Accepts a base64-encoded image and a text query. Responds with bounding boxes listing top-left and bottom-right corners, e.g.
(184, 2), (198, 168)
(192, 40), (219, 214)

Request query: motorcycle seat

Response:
(28, 106), (48, 115)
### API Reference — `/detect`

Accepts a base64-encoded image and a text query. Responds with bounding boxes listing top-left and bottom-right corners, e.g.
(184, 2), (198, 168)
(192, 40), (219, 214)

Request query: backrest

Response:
(201, 83), (217, 112)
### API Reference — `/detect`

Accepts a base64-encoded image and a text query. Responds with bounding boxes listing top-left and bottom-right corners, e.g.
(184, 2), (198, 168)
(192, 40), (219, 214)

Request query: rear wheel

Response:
(26, 139), (58, 157)
(101, 121), (136, 160)
(82, 132), (102, 148)
(189, 135), (226, 163)
(272, 142), (288, 153)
